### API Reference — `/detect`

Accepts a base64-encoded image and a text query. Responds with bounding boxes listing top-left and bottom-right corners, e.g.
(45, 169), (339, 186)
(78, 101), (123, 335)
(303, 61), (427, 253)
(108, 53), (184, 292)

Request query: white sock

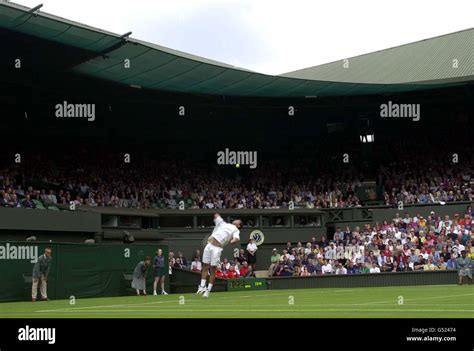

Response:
(153, 290), (157, 294)
(207, 283), (213, 292)
(200, 279), (206, 287)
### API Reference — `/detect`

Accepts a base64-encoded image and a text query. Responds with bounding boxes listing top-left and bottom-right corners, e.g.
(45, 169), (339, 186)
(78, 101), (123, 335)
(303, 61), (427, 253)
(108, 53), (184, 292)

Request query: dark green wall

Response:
(0, 241), (168, 302)
(267, 270), (458, 289)
(169, 268), (458, 293)
(0, 208), (100, 232)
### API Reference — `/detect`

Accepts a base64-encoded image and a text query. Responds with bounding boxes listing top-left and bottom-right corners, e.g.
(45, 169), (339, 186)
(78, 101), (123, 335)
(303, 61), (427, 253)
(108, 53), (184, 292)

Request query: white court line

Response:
(354, 293), (474, 306)
(35, 300), (177, 312)
(38, 308), (474, 313)
(42, 303), (473, 308)
(35, 291), (474, 313)
(35, 293), (285, 313)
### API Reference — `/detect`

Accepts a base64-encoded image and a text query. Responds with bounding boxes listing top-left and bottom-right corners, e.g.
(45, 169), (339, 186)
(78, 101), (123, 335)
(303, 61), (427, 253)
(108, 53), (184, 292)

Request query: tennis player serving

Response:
(197, 213), (241, 298)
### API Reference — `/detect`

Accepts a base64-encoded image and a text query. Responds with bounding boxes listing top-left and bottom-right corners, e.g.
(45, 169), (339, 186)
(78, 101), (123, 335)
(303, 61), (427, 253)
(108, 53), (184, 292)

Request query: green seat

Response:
(32, 200), (46, 210)
(47, 206), (60, 211)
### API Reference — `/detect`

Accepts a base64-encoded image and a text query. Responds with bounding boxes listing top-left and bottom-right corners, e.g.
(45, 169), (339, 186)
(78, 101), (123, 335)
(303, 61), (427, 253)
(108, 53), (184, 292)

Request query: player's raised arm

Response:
(213, 213), (225, 226)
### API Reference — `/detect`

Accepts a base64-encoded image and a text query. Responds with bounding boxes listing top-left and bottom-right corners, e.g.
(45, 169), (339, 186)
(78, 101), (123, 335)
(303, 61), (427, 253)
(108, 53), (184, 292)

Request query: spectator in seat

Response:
(45, 190), (57, 204)
(423, 258), (436, 271)
(237, 248), (247, 264)
(346, 261), (358, 274)
(293, 265), (301, 276)
(447, 257), (457, 270)
(369, 262), (381, 273)
(278, 265), (293, 277)
(239, 261), (250, 278)
(215, 265), (226, 279)
(321, 259), (333, 274)
(233, 258), (241, 272)
(335, 263), (347, 275)
(385, 256), (394, 271)
(436, 257), (447, 270)
(314, 258), (323, 275)
(306, 258), (316, 275)
(174, 252), (187, 269)
(304, 242), (312, 256)
(391, 261), (403, 272)
(192, 249), (201, 262)
(414, 255), (425, 271)
(268, 248), (280, 276)
(221, 258), (231, 271)
(0, 192), (7, 207)
(191, 257), (202, 272)
(300, 266), (311, 276)
(8, 194), (20, 208)
(168, 252), (175, 274)
(22, 195), (35, 209)
(226, 264), (239, 279)
(359, 262), (370, 274)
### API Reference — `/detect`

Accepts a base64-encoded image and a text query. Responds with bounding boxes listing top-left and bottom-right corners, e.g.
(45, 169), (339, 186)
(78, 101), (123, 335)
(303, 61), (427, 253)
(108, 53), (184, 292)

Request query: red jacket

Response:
(226, 270), (239, 279)
(239, 267), (249, 277)
(216, 271), (227, 279)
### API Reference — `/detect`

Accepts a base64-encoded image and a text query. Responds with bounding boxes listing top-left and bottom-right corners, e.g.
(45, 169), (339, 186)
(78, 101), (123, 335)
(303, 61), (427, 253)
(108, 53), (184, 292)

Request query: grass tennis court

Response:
(1, 285), (472, 318)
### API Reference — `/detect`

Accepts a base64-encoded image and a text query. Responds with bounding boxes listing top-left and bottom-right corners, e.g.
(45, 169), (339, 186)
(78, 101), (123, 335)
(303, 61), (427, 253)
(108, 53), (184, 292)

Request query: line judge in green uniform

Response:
(132, 256), (151, 295)
(32, 247), (52, 302)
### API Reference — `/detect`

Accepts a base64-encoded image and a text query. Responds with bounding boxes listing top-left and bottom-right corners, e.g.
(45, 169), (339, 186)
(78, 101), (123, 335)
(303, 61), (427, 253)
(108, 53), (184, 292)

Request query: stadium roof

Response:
(0, 1), (473, 97)
(281, 28), (474, 84)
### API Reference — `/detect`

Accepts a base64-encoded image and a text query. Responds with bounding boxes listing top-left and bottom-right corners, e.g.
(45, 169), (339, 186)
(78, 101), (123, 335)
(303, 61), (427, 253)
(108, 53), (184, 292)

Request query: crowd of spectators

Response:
(268, 210), (474, 278)
(168, 248), (256, 279)
(378, 147), (474, 206)
(1, 148), (473, 210)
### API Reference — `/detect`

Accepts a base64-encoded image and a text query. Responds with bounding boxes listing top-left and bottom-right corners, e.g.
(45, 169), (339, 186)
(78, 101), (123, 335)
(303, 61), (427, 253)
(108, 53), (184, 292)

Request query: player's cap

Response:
(272, 248), (277, 251)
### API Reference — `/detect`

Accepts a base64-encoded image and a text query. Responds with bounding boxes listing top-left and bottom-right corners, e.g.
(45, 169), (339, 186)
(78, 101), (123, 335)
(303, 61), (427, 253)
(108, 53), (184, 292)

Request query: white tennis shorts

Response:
(202, 243), (223, 266)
